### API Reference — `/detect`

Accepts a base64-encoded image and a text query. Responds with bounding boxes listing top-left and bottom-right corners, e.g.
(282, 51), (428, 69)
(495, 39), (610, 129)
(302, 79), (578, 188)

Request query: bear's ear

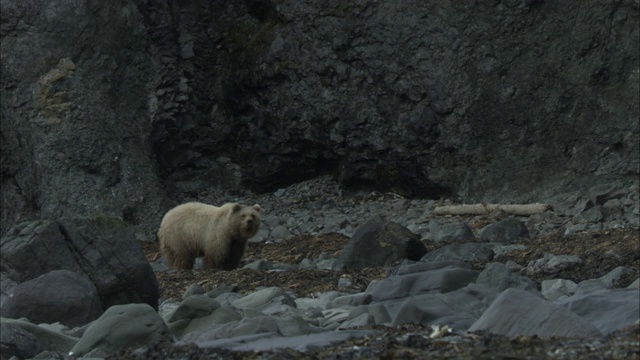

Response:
(232, 203), (242, 213)
(253, 204), (261, 212)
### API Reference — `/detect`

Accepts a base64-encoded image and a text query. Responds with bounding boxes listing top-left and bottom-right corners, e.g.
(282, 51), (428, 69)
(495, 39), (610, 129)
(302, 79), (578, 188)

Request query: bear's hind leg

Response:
(162, 244), (196, 269)
(160, 243), (177, 268)
(171, 253), (196, 269)
(202, 253), (220, 269)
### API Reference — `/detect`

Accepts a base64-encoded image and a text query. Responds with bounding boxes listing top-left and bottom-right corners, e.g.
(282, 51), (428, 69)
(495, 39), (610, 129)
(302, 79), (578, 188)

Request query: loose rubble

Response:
(0, 176), (638, 359)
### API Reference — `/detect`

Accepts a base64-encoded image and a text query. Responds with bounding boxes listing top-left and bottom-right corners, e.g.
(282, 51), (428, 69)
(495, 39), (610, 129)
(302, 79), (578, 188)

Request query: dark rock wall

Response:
(1, 0), (638, 235)
(149, 0), (639, 199)
(1, 0), (167, 236)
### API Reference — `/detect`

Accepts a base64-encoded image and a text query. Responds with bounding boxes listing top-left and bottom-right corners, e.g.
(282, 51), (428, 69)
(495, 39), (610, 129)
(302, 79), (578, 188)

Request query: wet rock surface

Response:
(130, 177), (637, 359)
(0, 176), (639, 359)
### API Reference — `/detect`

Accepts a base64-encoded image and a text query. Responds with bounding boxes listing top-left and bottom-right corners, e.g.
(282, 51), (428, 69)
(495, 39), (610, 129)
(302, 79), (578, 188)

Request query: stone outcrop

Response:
(145, 0), (639, 200)
(1, 0), (638, 235)
(0, 218), (159, 310)
(0, 0), (168, 236)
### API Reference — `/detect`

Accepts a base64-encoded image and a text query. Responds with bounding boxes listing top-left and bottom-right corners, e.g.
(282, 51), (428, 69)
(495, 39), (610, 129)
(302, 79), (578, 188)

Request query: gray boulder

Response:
(69, 303), (171, 357)
(392, 260), (472, 276)
(273, 311), (324, 337)
(0, 273), (17, 309)
(231, 287), (296, 312)
(347, 304), (391, 326)
(166, 295), (223, 338)
(1, 270), (103, 327)
(333, 216), (427, 271)
(179, 307), (243, 340)
(421, 243), (494, 263)
(366, 262), (478, 301)
(194, 330), (378, 352)
(0, 321), (43, 359)
(1, 218), (159, 310)
(329, 293), (373, 308)
(429, 222), (475, 243)
(476, 262), (538, 294)
(391, 283), (498, 331)
(558, 288), (640, 334)
(181, 316), (281, 343)
(576, 266), (635, 292)
(468, 288), (602, 337)
(0, 318), (79, 355)
(182, 283), (205, 299)
(541, 279), (578, 301)
(526, 254), (582, 275)
(478, 218), (530, 244)
(166, 295), (220, 323)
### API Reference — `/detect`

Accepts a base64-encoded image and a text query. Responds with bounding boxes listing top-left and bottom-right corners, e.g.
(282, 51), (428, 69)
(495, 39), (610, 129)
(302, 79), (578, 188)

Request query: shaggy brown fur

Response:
(158, 202), (261, 270)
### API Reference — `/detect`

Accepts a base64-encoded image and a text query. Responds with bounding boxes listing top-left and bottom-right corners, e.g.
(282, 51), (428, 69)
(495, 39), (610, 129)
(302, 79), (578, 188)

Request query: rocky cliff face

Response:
(1, 0), (638, 236)
(1, 0), (169, 236)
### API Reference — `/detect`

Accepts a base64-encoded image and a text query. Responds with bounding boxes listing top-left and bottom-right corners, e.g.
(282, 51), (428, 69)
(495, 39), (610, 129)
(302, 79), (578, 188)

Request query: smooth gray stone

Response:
(420, 243), (494, 263)
(526, 254), (582, 275)
(319, 308), (351, 328)
(541, 279), (578, 301)
(328, 293), (372, 308)
(182, 283), (205, 299)
(391, 283), (498, 331)
(478, 218), (530, 244)
(1, 270), (103, 328)
(204, 284), (237, 299)
(393, 260), (471, 276)
(476, 262), (538, 294)
(366, 266), (479, 301)
(0, 321), (43, 359)
(167, 318), (192, 340)
(69, 304), (170, 357)
(468, 288), (602, 337)
(0, 318), (78, 354)
(243, 259), (273, 270)
(576, 266), (634, 292)
(180, 307), (242, 338)
(167, 294), (220, 323)
(491, 244), (527, 257)
(558, 288), (640, 334)
(544, 255), (582, 273)
(0, 273), (18, 309)
(213, 293), (243, 307)
(430, 222), (475, 243)
(270, 225), (292, 241)
(181, 316), (280, 343)
(231, 287), (296, 311)
(196, 329), (378, 352)
(349, 303), (391, 325)
(338, 313), (374, 330)
(294, 292), (341, 311)
(333, 216), (427, 270)
(273, 311), (323, 337)
(0, 219), (159, 310)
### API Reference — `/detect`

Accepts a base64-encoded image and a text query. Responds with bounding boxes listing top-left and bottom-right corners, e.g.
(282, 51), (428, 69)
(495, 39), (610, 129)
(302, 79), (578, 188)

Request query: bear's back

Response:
(161, 202), (223, 229)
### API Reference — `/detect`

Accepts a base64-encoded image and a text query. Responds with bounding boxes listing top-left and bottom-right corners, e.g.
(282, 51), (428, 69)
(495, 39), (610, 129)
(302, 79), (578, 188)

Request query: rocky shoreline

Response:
(1, 176), (639, 359)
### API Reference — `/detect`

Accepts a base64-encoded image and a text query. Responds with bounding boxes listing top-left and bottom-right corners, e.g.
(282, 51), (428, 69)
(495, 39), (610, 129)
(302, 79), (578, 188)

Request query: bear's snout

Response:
(244, 216), (260, 232)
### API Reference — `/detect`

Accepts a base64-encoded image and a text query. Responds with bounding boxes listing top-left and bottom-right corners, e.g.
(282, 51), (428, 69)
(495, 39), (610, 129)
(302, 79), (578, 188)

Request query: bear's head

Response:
(230, 203), (261, 239)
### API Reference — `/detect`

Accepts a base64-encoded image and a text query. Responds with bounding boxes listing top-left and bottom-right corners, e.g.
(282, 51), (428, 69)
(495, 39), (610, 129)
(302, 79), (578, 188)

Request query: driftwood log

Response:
(433, 203), (552, 216)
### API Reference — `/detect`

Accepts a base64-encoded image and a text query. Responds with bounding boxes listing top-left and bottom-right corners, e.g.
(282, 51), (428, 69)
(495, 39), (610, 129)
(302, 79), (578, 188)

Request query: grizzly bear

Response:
(157, 202), (261, 270)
